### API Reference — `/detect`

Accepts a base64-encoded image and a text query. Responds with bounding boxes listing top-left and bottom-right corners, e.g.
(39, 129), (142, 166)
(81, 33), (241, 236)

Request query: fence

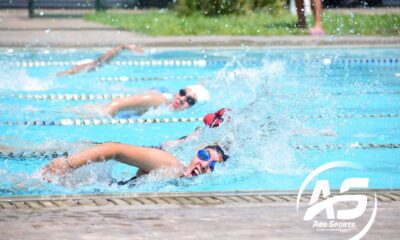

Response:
(0, 0), (173, 17)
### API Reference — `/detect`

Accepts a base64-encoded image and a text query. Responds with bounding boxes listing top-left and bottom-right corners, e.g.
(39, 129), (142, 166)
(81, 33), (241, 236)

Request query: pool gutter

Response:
(1, 189), (399, 209)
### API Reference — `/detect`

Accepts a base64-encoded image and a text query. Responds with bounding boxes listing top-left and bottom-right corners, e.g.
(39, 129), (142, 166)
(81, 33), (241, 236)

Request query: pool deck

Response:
(1, 190), (400, 239)
(1, 9), (400, 48)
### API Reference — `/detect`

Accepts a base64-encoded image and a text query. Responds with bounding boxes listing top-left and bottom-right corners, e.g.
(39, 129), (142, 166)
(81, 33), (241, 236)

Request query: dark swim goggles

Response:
(179, 89), (197, 106)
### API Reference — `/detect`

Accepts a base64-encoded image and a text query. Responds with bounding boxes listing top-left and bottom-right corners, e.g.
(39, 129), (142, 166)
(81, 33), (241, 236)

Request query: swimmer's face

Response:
(184, 148), (224, 177)
(171, 88), (197, 111)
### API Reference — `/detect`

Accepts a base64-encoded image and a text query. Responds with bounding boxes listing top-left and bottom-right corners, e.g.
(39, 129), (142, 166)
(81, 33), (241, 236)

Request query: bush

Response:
(173, 0), (248, 16)
(173, 0), (285, 16)
(199, 0), (248, 16)
(173, 0), (199, 16)
(252, 0), (286, 15)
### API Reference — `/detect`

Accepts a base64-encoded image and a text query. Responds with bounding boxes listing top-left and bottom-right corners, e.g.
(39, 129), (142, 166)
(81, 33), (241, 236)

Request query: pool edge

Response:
(1, 189), (399, 209)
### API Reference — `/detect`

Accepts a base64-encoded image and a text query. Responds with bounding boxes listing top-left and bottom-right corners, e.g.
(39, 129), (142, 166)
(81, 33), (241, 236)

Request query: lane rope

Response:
(3, 58), (399, 68)
(294, 143), (400, 151)
(7, 90), (400, 101)
(10, 93), (132, 101)
(1, 113), (399, 126)
(2, 143), (399, 159)
(6, 59), (208, 67)
(1, 117), (203, 126)
(98, 75), (199, 82)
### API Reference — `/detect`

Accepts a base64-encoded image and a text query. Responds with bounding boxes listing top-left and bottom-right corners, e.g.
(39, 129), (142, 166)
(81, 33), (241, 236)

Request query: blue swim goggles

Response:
(197, 149), (218, 172)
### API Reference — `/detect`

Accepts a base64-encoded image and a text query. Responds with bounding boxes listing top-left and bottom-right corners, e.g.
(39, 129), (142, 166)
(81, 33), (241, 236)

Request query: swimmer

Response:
(42, 143), (229, 180)
(56, 44), (143, 76)
(0, 109), (228, 160)
(80, 84), (210, 117)
(160, 108), (229, 149)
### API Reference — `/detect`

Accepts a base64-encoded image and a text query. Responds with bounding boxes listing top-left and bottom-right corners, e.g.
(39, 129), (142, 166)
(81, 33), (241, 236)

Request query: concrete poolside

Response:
(1, 190), (400, 239)
(1, 9), (400, 47)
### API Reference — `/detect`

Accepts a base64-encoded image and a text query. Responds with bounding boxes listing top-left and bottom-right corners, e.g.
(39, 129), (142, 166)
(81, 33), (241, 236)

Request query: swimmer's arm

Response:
(105, 92), (168, 116)
(160, 127), (202, 149)
(43, 142), (180, 174)
(56, 61), (96, 76)
(95, 44), (143, 66)
(56, 44), (143, 76)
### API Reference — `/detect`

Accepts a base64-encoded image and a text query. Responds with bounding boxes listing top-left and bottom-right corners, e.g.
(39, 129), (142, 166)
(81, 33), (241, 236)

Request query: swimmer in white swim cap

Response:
(104, 84), (210, 116)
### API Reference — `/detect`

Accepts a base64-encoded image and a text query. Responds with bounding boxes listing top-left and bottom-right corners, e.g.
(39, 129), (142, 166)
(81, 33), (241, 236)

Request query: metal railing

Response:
(14, 0), (173, 18)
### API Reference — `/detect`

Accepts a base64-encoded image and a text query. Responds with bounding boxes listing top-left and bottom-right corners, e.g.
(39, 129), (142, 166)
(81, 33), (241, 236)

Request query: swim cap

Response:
(187, 85), (210, 103)
(203, 108), (227, 128)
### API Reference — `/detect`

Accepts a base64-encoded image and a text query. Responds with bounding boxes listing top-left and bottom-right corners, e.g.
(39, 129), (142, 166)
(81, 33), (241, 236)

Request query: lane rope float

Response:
(4, 57), (399, 68)
(1, 117), (204, 126)
(1, 113), (400, 126)
(8, 91), (400, 101)
(2, 143), (399, 159)
(98, 75), (199, 82)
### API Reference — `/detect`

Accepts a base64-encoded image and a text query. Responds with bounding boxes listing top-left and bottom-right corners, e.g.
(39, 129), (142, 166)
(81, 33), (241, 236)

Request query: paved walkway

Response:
(1, 190), (399, 239)
(1, 9), (399, 47)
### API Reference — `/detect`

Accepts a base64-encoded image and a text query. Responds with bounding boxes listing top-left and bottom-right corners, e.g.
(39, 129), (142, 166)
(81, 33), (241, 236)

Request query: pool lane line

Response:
(10, 93), (134, 101)
(97, 74), (400, 82)
(2, 113), (400, 127)
(303, 113), (400, 119)
(5, 59), (208, 68)
(294, 143), (400, 151)
(0, 117), (204, 126)
(2, 143), (399, 159)
(98, 75), (200, 82)
(7, 90), (400, 101)
(3, 57), (400, 68)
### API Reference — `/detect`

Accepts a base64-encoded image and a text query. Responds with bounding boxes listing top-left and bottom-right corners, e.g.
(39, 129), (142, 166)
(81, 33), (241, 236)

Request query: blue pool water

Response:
(0, 47), (399, 196)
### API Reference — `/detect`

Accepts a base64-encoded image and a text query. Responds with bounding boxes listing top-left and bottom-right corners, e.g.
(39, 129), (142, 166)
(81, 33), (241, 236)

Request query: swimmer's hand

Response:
(42, 157), (72, 175)
(122, 44), (144, 53)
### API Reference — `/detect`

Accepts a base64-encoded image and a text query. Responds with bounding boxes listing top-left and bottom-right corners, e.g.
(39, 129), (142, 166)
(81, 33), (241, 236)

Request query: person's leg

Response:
(310, 0), (324, 34)
(295, 0), (306, 28)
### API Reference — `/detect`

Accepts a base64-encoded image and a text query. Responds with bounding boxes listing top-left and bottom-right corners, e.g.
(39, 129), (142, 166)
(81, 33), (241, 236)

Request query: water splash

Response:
(0, 68), (54, 92)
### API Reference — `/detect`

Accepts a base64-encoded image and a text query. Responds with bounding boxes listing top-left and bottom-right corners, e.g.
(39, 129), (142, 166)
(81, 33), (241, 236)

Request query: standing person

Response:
(295, 0), (324, 35)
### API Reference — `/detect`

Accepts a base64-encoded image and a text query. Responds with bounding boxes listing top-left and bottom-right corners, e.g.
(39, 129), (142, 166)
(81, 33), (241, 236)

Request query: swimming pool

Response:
(0, 47), (399, 196)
